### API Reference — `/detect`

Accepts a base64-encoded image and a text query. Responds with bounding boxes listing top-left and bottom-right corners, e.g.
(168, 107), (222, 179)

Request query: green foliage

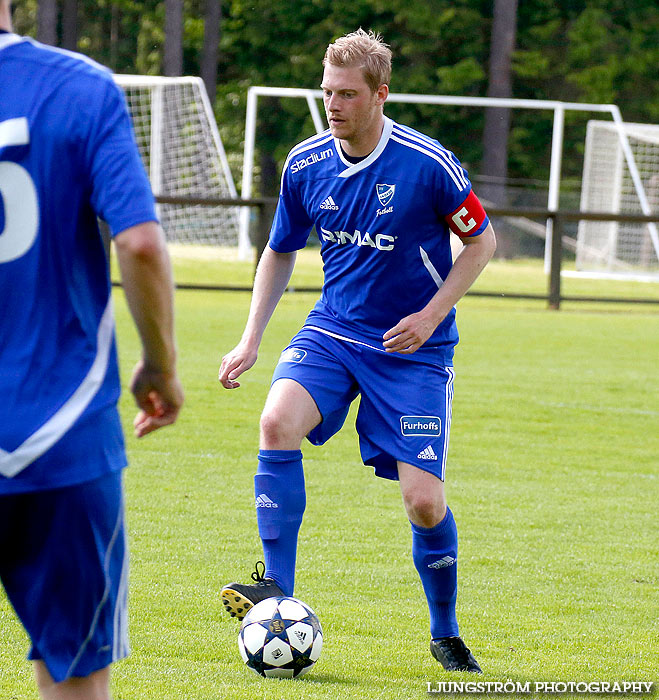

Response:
(564, 5), (659, 122)
(10, 0), (38, 35)
(9, 0), (658, 188)
(436, 57), (486, 94)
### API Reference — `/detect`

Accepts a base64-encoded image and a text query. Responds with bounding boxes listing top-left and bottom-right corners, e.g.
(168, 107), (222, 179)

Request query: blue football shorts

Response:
(0, 470), (129, 683)
(271, 327), (455, 481)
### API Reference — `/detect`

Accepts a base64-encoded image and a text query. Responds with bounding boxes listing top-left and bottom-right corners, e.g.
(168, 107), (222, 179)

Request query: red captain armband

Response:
(445, 190), (488, 237)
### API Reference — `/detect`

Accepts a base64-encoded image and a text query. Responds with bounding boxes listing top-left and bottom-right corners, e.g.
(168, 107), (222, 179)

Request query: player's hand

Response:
(218, 343), (258, 389)
(382, 310), (439, 354)
(130, 361), (184, 437)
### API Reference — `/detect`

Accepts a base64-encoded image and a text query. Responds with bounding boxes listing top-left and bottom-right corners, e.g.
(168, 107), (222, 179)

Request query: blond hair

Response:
(323, 29), (392, 92)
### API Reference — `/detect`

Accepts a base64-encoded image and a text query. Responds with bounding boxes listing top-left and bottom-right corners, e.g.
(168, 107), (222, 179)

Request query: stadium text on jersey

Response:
(290, 148), (334, 173)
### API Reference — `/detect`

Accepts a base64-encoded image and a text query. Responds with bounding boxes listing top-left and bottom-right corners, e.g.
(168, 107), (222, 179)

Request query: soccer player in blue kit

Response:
(0, 2), (183, 698)
(219, 29), (496, 672)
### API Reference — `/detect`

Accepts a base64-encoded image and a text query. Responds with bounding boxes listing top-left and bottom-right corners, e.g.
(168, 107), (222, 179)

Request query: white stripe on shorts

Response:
(113, 514), (130, 662)
(441, 367), (455, 480)
(66, 495), (126, 678)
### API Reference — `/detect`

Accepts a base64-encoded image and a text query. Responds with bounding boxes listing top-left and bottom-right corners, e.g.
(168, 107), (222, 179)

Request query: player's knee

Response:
(34, 662), (111, 700)
(259, 409), (301, 449)
(403, 490), (446, 528)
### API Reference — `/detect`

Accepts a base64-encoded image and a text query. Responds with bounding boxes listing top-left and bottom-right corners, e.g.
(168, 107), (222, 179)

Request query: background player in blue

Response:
(0, 2), (183, 698)
(219, 29), (496, 672)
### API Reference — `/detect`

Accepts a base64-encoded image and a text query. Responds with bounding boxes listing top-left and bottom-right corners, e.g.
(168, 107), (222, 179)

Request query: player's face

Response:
(321, 64), (388, 156)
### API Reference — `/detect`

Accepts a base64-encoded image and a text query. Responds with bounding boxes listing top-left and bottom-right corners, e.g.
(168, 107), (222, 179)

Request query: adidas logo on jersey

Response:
(417, 445), (438, 461)
(255, 494), (279, 508)
(428, 556), (456, 569)
(320, 196), (339, 210)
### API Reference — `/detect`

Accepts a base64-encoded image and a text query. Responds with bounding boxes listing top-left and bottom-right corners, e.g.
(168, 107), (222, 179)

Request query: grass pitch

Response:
(1, 256), (657, 699)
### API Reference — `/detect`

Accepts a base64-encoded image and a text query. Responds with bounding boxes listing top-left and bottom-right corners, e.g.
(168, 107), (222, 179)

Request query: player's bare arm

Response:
(219, 247), (297, 389)
(114, 221), (183, 436)
(383, 223), (496, 354)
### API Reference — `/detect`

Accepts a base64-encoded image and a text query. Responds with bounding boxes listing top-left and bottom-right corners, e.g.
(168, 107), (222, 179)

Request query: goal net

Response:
(113, 75), (240, 246)
(576, 120), (659, 278)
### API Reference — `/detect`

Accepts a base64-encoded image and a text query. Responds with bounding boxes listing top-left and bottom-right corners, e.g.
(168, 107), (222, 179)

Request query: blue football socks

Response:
(254, 449), (306, 596)
(411, 507), (460, 639)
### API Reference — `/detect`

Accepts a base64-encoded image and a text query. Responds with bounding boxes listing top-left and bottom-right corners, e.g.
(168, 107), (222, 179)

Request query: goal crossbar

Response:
(241, 87), (658, 270)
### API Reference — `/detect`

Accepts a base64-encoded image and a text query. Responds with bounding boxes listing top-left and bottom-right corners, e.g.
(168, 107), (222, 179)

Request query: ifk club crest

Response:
(376, 183), (396, 207)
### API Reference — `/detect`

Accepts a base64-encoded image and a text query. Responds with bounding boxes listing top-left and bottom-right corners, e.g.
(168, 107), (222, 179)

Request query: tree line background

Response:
(10, 0), (659, 254)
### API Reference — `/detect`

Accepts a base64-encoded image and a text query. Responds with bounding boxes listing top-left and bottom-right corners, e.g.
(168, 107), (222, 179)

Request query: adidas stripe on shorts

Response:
(271, 327), (454, 481)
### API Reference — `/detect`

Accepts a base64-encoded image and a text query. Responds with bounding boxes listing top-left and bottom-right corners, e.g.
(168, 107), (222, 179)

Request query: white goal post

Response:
(114, 75), (240, 246)
(576, 121), (659, 279)
(241, 87), (658, 275)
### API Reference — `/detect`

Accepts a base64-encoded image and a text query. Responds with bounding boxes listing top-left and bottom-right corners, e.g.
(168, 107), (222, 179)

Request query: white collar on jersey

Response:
(0, 33), (25, 51)
(335, 116), (394, 178)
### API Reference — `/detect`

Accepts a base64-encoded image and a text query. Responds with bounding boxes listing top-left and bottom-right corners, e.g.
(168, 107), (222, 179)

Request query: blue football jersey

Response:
(269, 116), (489, 364)
(0, 34), (157, 493)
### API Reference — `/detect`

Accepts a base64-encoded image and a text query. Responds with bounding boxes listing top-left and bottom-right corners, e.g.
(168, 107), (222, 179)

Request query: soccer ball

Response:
(238, 596), (323, 678)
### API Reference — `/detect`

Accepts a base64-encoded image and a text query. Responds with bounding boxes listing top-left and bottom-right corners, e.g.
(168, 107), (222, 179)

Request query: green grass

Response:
(1, 259), (658, 699)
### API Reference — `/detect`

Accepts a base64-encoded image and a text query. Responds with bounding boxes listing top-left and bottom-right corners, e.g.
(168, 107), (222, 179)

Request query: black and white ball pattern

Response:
(238, 596), (323, 678)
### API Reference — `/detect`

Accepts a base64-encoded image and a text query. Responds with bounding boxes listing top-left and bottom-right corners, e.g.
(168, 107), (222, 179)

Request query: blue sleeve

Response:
(85, 79), (157, 237)
(431, 147), (474, 218)
(268, 166), (314, 253)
